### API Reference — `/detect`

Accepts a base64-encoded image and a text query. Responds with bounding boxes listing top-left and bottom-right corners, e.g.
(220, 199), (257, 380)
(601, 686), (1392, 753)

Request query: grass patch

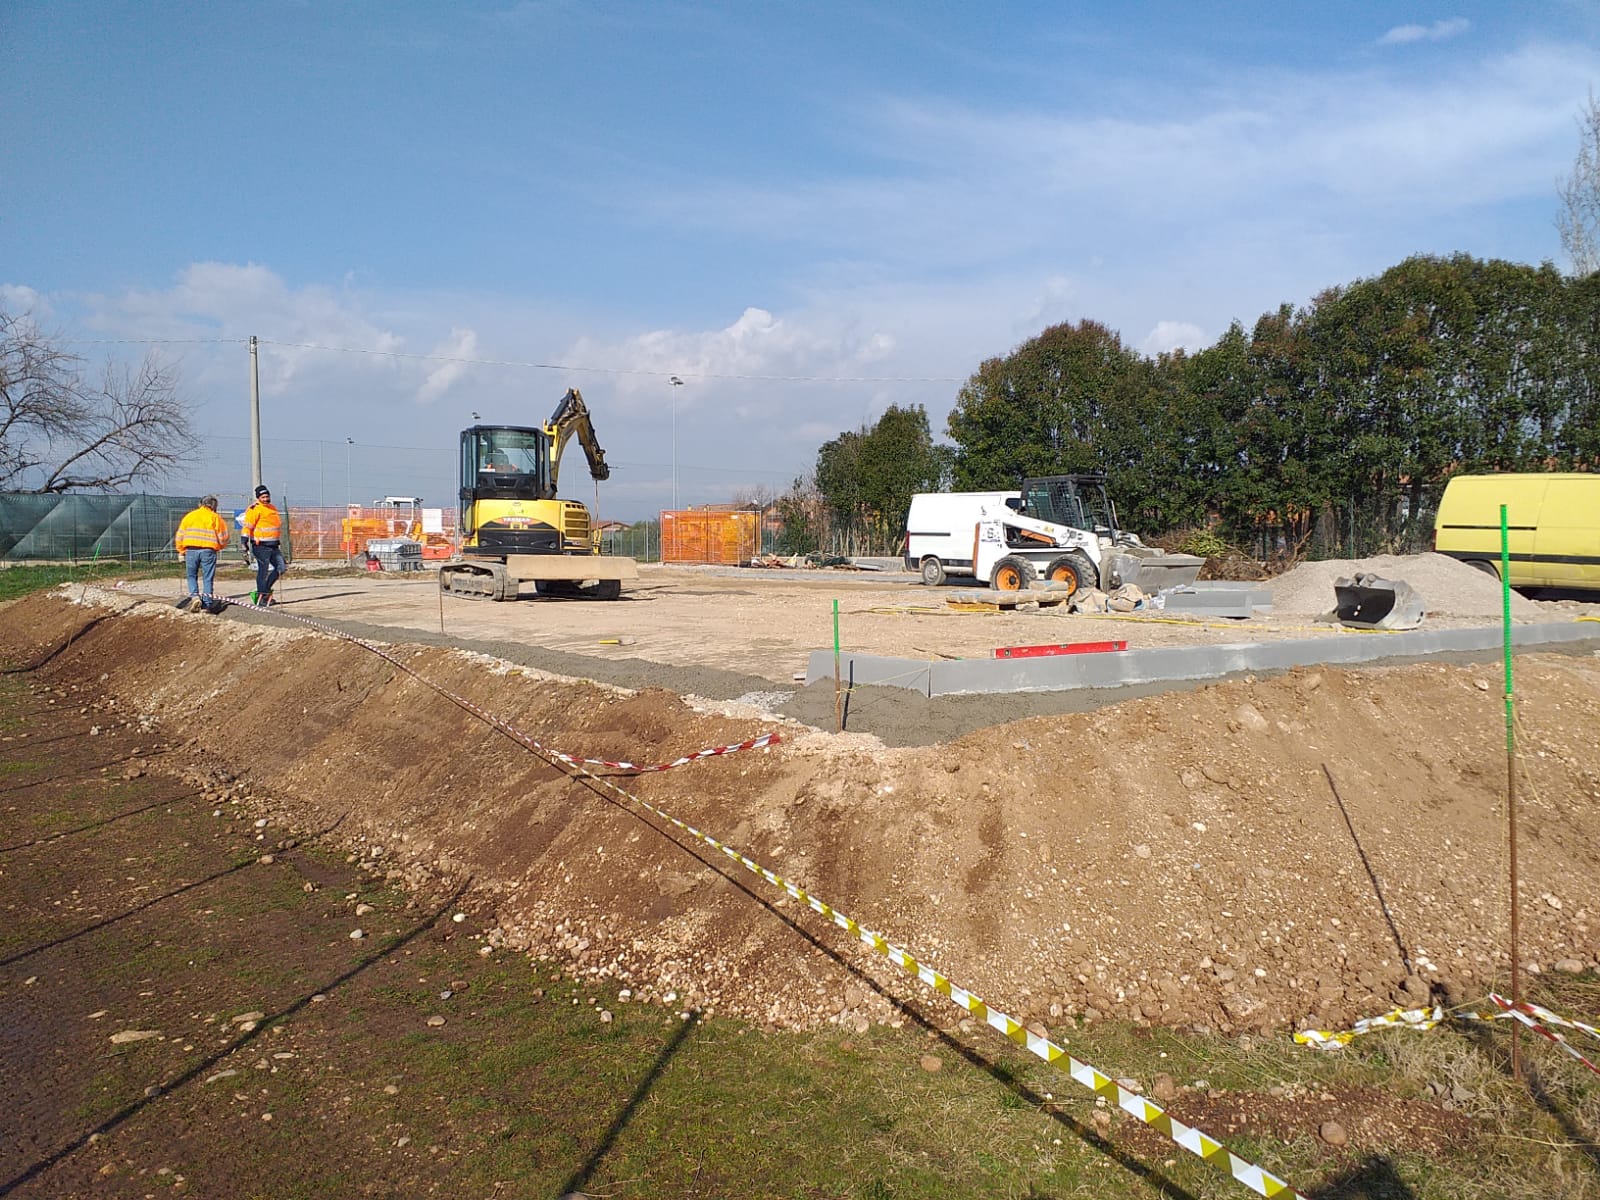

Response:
(0, 559), (184, 603)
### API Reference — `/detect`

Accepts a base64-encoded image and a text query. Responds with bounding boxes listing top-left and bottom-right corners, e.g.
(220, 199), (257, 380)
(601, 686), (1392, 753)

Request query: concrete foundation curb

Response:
(806, 621), (1600, 698)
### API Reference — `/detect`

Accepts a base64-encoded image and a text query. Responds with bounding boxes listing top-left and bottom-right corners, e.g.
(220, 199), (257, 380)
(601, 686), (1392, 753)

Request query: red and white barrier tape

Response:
(1487, 992), (1600, 1078)
(549, 732), (782, 773)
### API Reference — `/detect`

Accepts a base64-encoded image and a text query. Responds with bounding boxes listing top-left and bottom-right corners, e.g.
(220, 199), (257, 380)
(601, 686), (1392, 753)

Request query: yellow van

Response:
(1434, 473), (1600, 591)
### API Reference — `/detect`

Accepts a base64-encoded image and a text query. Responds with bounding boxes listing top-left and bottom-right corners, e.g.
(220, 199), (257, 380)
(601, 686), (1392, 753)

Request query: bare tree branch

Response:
(1557, 90), (1600, 277)
(0, 307), (198, 493)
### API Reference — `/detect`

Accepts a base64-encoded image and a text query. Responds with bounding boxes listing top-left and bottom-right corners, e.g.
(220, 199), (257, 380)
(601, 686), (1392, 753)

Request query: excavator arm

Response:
(544, 388), (611, 492)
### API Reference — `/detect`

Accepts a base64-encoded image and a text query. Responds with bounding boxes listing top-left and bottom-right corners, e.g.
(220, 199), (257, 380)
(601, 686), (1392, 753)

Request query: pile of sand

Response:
(1268, 553), (1543, 619)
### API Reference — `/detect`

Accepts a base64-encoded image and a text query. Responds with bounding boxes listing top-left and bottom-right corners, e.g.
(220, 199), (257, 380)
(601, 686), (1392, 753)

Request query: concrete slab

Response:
(806, 621), (1600, 697)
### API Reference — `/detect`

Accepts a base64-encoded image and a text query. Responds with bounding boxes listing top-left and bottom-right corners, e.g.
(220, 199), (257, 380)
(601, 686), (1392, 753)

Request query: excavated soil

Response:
(7, 575), (1600, 1047)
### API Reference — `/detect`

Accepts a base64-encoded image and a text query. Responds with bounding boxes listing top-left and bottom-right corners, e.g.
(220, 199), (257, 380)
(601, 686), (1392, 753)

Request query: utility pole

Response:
(249, 336), (262, 490)
(669, 375), (684, 511)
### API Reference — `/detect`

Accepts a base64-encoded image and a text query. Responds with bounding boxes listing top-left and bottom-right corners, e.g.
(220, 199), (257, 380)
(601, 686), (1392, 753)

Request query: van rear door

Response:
(1532, 477), (1600, 589)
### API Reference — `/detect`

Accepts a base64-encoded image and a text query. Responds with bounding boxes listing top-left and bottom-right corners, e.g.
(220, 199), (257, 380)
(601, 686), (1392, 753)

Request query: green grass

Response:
(0, 559), (184, 603)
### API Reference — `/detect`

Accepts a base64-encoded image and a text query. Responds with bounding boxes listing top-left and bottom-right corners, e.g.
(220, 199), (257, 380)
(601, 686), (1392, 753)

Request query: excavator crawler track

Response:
(439, 560), (515, 602)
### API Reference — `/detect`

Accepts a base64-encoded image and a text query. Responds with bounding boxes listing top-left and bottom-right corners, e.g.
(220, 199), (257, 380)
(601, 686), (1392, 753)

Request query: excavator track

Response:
(438, 560), (515, 601)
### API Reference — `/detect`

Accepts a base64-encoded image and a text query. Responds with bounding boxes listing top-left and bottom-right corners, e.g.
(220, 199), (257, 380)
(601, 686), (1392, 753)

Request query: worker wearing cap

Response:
(241, 484), (286, 605)
(173, 494), (230, 612)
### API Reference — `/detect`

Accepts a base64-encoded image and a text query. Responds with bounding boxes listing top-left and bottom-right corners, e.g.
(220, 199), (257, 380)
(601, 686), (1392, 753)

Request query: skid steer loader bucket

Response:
(1101, 549), (1205, 593)
(1332, 573), (1425, 631)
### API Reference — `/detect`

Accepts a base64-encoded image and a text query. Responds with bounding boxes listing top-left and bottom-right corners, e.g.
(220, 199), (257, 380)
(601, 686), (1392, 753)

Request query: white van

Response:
(903, 491), (1020, 585)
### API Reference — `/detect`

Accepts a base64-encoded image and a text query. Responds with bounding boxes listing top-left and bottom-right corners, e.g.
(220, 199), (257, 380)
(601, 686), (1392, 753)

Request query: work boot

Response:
(174, 595), (195, 610)
(204, 598), (226, 615)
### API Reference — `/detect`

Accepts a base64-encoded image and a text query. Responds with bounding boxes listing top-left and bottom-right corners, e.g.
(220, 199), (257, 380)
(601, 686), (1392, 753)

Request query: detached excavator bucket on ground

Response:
(1332, 573), (1425, 631)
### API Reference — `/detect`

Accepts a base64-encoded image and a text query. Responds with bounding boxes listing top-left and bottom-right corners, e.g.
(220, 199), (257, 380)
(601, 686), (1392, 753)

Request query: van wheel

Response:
(920, 557), (947, 586)
(1044, 552), (1096, 595)
(1466, 560), (1500, 580)
(991, 555), (1035, 592)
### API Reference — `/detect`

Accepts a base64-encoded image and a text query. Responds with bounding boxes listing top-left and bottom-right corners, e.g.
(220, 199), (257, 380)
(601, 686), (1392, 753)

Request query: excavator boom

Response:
(545, 388), (611, 492)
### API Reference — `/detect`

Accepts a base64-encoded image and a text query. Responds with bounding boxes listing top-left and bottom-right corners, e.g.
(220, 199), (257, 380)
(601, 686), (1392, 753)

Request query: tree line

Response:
(784, 253), (1600, 561)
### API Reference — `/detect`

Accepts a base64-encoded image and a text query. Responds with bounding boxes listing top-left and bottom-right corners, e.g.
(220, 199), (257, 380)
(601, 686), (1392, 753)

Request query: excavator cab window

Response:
(468, 428), (549, 494)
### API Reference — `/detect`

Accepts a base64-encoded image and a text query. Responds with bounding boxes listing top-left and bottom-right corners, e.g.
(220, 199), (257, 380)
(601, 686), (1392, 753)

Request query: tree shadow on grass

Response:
(1306, 1154), (1417, 1199)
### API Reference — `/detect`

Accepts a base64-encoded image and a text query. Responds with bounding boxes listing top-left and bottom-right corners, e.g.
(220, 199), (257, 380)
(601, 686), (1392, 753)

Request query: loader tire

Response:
(1044, 551), (1096, 595)
(990, 555), (1035, 592)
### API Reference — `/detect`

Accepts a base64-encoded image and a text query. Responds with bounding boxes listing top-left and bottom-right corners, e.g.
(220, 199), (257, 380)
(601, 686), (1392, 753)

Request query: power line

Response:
(65, 337), (244, 347)
(64, 334), (962, 385)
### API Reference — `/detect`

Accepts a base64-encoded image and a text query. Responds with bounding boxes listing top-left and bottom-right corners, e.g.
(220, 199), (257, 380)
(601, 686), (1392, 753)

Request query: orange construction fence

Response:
(284, 506), (459, 560)
(660, 509), (759, 565)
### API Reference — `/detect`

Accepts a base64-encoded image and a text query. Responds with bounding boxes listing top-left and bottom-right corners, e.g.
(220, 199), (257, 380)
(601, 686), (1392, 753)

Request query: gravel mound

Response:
(1269, 552), (1543, 619)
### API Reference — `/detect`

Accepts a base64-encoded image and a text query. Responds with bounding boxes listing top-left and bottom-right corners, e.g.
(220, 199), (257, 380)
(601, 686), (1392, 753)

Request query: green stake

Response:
(833, 598), (842, 733)
(1501, 503), (1521, 1079)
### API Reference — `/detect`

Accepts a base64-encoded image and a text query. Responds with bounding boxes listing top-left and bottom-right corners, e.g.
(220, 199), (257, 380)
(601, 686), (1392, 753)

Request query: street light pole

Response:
(345, 438), (353, 508)
(669, 375), (684, 511)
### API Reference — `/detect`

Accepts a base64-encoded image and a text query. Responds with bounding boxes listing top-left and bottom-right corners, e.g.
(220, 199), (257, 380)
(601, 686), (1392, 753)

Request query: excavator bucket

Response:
(1332, 573), (1425, 631)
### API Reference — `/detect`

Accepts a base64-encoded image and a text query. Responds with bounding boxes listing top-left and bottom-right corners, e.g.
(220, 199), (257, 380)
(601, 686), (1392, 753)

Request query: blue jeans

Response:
(184, 548), (218, 599)
(254, 542), (286, 597)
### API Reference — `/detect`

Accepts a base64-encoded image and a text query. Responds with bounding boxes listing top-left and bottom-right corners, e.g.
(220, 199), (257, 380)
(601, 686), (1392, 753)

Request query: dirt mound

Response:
(9, 587), (1599, 1044)
(1269, 552), (1543, 618)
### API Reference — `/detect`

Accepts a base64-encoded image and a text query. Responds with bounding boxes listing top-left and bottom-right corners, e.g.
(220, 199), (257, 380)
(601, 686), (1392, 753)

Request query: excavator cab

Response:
(465, 427), (549, 497)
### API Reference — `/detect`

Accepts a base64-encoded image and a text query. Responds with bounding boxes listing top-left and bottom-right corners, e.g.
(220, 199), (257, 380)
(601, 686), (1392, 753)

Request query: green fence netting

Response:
(0, 493), (202, 563)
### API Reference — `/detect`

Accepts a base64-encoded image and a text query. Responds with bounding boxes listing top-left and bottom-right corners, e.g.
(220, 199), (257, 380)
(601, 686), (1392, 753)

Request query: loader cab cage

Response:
(461, 426), (553, 501)
(1020, 474), (1120, 536)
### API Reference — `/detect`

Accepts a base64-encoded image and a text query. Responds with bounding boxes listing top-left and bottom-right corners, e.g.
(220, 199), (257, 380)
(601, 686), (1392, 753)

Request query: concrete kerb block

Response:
(1158, 583), (1274, 617)
(806, 622), (1600, 699)
(805, 651), (932, 697)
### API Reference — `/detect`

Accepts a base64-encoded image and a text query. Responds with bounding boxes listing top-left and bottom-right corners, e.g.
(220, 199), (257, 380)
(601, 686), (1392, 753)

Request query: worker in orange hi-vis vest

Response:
(240, 484), (286, 606)
(173, 495), (231, 613)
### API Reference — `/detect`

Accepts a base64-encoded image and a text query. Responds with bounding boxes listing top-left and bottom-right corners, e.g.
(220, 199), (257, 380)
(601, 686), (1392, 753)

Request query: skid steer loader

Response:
(905, 474), (1203, 593)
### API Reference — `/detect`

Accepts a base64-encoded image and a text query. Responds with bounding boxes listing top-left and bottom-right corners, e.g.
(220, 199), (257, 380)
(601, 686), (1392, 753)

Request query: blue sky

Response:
(4, 1), (1598, 518)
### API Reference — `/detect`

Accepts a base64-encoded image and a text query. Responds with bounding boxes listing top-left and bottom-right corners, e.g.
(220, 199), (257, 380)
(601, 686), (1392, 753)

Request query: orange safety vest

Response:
(174, 506), (230, 552)
(242, 500), (283, 542)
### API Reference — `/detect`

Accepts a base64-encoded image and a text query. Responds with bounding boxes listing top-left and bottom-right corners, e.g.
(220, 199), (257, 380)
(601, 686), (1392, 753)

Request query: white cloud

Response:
(0, 283), (45, 316)
(1142, 321), (1207, 356)
(416, 328), (479, 405)
(1379, 18), (1472, 46)
(638, 40), (1593, 274)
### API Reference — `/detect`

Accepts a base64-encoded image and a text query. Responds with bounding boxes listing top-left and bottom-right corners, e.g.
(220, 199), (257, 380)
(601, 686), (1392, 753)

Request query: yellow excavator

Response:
(438, 388), (638, 601)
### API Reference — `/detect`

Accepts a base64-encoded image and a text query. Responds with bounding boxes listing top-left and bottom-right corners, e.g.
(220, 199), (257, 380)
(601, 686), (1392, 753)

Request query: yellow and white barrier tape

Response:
(116, 582), (1305, 1198)
(1294, 1005), (1445, 1050)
